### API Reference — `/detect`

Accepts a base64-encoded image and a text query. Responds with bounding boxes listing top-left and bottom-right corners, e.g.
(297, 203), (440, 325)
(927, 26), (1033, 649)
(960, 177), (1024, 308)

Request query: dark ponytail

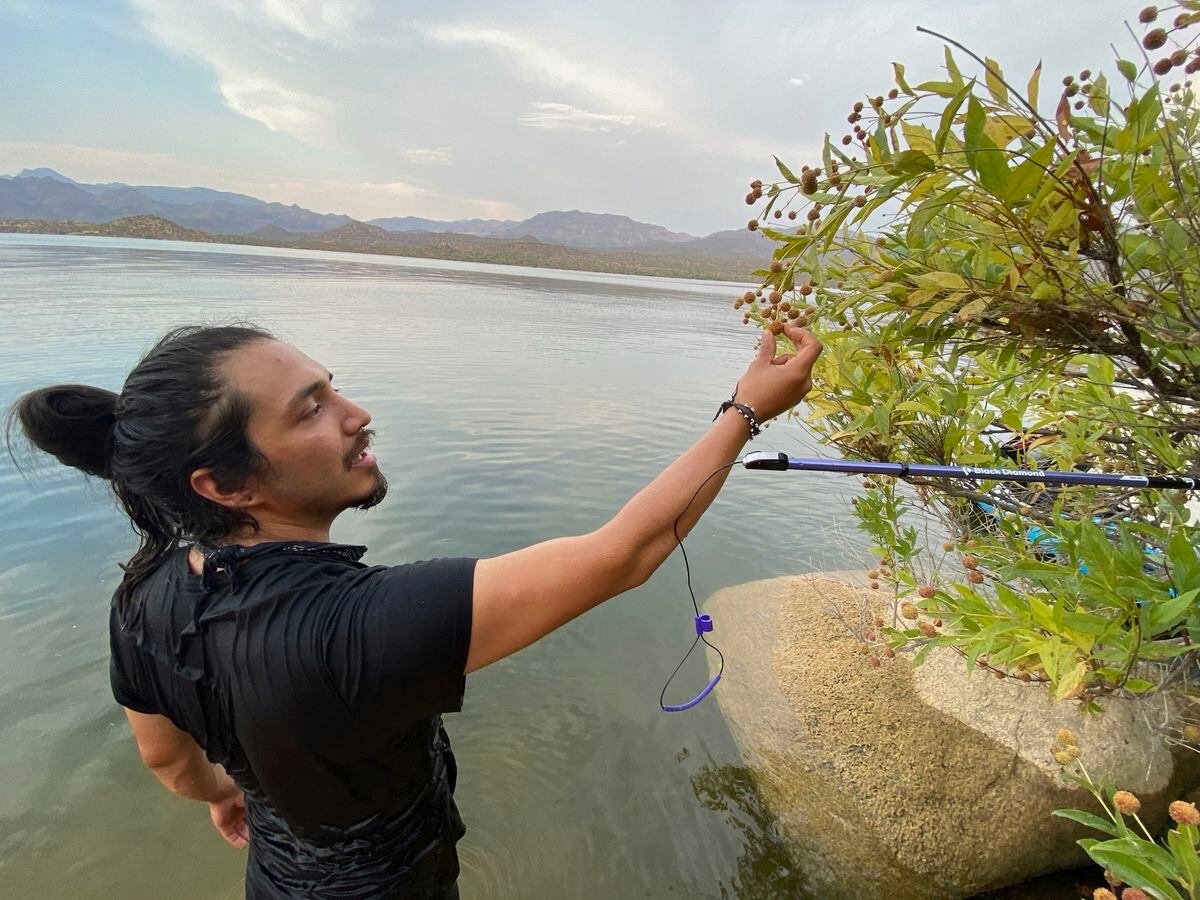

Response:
(10, 384), (119, 478)
(7, 324), (275, 606)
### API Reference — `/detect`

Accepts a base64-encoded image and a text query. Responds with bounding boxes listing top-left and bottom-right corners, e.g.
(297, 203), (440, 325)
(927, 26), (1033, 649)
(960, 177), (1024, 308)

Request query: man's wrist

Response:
(714, 398), (761, 438)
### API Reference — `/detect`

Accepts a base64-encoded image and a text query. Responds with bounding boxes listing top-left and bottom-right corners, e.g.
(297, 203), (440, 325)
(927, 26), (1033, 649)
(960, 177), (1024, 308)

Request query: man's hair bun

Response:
(10, 384), (119, 478)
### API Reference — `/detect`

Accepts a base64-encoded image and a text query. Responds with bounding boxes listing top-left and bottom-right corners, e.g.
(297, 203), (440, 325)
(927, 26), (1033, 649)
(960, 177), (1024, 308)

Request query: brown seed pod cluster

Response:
(1144, 27), (1168, 50)
(745, 178), (764, 206)
(1139, 5), (1157, 23)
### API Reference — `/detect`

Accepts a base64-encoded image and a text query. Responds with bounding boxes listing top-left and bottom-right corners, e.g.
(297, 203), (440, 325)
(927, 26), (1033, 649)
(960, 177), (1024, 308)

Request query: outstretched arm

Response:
(466, 325), (820, 673)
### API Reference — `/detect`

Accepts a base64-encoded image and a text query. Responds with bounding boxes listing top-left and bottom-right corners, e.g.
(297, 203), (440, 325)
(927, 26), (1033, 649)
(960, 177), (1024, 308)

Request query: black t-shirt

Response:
(108, 541), (476, 900)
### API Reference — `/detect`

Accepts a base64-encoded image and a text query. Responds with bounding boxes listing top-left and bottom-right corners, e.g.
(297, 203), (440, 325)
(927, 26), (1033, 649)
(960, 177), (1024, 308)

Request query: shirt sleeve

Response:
(108, 605), (160, 714)
(318, 557), (476, 724)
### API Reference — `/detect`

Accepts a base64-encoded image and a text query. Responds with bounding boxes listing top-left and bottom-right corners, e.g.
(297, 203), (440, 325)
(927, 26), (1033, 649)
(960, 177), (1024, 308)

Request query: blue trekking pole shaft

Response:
(741, 451), (1199, 491)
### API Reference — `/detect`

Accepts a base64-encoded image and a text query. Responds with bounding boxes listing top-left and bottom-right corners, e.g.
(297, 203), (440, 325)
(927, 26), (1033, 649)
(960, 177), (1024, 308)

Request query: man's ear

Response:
(190, 467), (256, 510)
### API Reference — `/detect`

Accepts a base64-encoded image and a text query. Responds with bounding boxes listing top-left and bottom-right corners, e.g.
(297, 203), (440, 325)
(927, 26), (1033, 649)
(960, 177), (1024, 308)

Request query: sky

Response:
(0, 0), (1141, 234)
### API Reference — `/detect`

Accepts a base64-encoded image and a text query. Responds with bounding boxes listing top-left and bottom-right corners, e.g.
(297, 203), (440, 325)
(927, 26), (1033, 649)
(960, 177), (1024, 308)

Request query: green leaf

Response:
(775, 156), (800, 185)
(1086, 841), (1184, 900)
(889, 149), (936, 176)
(907, 187), (965, 248)
(915, 271), (969, 291)
(914, 80), (961, 98)
(1054, 660), (1088, 700)
(936, 80), (976, 152)
(964, 96), (1008, 193)
(945, 46), (964, 86)
(984, 57), (1008, 105)
(1028, 60), (1042, 111)
(1136, 639), (1196, 660)
(901, 121), (936, 154)
(1117, 59), (1138, 82)
(1123, 679), (1157, 694)
(1169, 529), (1200, 591)
(1167, 828), (1200, 894)
(965, 95), (987, 155)
(1053, 808), (1118, 836)
(893, 62), (913, 95)
(1145, 588), (1200, 636)
(1003, 141), (1054, 203)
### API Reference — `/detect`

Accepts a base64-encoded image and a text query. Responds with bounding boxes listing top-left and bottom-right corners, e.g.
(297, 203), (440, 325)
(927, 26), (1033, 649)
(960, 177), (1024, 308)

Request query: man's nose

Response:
(344, 398), (371, 431)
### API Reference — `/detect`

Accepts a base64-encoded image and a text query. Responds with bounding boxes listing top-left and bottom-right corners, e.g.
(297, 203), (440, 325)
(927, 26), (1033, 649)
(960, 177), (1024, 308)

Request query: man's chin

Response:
(352, 471), (389, 511)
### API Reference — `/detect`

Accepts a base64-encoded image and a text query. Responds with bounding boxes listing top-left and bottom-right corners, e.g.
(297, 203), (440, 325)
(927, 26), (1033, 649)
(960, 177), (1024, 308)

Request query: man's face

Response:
(221, 340), (387, 524)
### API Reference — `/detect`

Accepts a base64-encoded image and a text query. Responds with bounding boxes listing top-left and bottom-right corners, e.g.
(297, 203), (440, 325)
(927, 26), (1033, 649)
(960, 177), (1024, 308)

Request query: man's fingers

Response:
(756, 329), (777, 363)
(780, 325), (823, 368)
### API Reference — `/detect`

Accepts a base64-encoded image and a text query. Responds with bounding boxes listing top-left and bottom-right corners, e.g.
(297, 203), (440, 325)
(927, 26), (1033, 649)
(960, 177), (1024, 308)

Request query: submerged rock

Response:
(705, 572), (1200, 899)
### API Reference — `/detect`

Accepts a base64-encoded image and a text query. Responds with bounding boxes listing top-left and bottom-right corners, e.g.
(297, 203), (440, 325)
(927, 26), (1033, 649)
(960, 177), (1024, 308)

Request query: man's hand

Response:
(733, 325), (822, 423)
(209, 788), (249, 849)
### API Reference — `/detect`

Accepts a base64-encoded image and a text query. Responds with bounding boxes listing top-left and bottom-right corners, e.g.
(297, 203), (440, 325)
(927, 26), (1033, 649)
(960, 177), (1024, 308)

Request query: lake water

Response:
(0, 235), (870, 899)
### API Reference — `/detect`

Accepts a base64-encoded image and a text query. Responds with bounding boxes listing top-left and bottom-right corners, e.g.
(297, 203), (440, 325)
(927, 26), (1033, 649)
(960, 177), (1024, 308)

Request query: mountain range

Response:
(0, 168), (764, 255)
(0, 168), (776, 280)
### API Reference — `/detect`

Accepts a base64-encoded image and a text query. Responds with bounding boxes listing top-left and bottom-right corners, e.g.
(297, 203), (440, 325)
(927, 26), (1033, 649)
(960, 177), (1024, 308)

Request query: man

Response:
(12, 322), (820, 898)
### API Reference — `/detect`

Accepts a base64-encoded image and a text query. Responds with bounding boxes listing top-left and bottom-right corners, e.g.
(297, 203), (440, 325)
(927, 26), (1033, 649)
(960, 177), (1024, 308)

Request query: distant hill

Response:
(0, 214), (765, 283)
(631, 227), (771, 256)
(251, 224), (294, 238)
(371, 210), (703, 249)
(0, 214), (214, 241)
(0, 169), (353, 234)
(488, 210), (697, 249)
(369, 215), (516, 236)
(370, 210), (700, 248)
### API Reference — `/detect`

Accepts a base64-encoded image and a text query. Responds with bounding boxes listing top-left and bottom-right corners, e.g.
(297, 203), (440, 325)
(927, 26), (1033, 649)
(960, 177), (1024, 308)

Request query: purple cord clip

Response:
(660, 614), (723, 712)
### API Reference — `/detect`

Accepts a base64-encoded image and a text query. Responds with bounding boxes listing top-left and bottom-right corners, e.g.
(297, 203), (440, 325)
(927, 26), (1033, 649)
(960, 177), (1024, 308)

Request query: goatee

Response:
(353, 471), (389, 511)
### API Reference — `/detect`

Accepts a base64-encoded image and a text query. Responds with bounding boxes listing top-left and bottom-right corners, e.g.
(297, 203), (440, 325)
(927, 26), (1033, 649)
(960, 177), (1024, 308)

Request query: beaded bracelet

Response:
(712, 397), (761, 437)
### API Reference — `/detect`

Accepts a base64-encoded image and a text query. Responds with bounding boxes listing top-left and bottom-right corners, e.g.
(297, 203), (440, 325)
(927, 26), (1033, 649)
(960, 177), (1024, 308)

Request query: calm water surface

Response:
(0, 235), (869, 899)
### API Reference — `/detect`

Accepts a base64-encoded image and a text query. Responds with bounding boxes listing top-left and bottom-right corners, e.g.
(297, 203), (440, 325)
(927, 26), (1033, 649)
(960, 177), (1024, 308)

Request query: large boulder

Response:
(705, 572), (1200, 899)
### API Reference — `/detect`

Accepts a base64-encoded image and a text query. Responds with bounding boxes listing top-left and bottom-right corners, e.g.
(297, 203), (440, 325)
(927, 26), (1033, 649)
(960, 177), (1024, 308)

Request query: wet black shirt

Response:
(108, 542), (476, 899)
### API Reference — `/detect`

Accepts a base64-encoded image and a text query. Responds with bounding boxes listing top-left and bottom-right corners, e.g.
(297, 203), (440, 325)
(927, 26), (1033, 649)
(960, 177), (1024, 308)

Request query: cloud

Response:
(255, 0), (368, 43)
(789, 76), (808, 87)
(423, 23), (662, 116)
(216, 70), (330, 145)
(518, 102), (641, 133)
(129, 0), (340, 147)
(400, 147), (453, 164)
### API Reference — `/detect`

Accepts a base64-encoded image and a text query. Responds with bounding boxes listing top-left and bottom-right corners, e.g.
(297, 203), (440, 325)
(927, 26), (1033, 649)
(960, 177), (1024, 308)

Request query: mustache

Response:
(345, 429), (376, 467)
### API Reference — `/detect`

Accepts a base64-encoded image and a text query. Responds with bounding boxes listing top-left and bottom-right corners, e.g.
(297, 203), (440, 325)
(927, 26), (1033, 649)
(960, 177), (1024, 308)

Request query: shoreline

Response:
(0, 216), (764, 284)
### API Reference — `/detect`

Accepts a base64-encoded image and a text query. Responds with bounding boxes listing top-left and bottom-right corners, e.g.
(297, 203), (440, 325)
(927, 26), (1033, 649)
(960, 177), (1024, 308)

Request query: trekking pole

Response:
(740, 451), (1198, 491)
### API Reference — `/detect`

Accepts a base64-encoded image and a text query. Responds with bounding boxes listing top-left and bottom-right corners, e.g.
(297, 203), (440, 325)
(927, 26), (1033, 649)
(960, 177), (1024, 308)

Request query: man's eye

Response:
(306, 404), (322, 418)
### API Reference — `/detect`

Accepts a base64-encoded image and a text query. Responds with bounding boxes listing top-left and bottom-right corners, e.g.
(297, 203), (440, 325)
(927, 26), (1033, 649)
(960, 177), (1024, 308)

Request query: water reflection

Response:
(691, 763), (810, 900)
